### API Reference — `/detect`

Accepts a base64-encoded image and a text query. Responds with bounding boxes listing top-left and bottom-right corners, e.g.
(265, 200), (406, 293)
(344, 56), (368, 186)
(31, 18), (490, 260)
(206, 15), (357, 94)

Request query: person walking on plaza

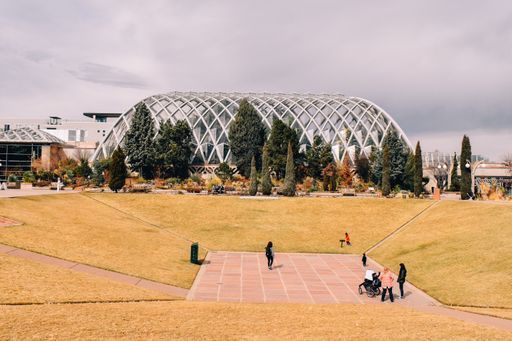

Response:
(380, 267), (394, 302)
(397, 263), (407, 299)
(362, 253), (367, 267)
(345, 232), (351, 246)
(265, 241), (274, 270)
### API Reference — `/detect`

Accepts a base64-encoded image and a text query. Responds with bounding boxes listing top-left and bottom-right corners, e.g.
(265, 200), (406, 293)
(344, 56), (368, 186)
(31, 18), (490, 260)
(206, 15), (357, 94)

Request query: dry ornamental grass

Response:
(0, 253), (175, 304)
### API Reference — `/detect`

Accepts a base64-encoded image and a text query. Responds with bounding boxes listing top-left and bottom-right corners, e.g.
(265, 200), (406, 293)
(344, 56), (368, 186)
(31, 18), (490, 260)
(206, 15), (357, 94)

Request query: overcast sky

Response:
(0, 1), (510, 160)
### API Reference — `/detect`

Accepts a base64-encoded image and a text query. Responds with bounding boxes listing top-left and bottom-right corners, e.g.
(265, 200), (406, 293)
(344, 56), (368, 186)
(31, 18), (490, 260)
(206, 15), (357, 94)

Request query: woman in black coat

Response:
(397, 263), (407, 299)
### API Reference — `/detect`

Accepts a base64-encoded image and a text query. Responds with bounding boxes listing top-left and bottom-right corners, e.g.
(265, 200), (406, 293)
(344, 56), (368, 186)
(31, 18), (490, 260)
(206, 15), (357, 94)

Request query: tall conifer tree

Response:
(413, 141), (423, 197)
(261, 144), (272, 195)
(460, 135), (472, 200)
(228, 99), (266, 178)
(282, 142), (296, 196)
(449, 153), (460, 191)
(267, 119), (300, 179)
(355, 153), (370, 183)
(125, 102), (156, 179)
(381, 144), (391, 196)
(249, 156), (258, 196)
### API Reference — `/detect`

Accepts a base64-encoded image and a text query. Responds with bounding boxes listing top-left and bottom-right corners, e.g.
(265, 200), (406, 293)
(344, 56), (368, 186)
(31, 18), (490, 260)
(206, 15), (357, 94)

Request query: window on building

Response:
(68, 130), (76, 141)
(4, 124), (9, 131)
(96, 117), (107, 123)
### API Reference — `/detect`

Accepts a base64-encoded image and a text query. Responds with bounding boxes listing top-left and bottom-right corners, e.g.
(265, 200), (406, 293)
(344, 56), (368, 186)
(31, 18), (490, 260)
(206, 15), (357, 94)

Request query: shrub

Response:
(8, 174), (18, 182)
(22, 171), (35, 183)
(190, 173), (202, 184)
(109, 147), (127, 193)
(215, 162), (234, 182)
(206, 177), (222, 191)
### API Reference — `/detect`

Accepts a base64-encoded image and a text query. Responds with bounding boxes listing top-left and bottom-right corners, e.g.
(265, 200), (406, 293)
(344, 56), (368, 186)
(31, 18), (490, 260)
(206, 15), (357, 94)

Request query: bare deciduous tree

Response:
(503, 153), (512, 174)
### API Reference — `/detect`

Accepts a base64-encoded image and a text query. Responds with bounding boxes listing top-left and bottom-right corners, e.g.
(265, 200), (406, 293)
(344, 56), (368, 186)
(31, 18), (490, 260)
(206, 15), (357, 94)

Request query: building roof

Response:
(0, 127), (65, 144)
(94, 92), (410, 165)
(83, 112), (122, 118)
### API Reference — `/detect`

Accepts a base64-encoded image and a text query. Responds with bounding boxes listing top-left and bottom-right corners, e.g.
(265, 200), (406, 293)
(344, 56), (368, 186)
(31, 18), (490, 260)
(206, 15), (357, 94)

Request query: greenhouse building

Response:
(93, 92), (411, 173)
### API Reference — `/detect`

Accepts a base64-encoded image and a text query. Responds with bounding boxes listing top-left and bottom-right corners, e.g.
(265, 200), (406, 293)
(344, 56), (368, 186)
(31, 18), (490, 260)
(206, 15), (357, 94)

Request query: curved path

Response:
(0, 243), (188, 298)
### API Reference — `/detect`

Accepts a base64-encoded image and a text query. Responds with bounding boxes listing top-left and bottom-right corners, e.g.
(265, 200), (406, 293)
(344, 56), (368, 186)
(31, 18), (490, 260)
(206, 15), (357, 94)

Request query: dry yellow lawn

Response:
(1, 301), (510, 340)
(371, 200), (512, 308)
(0, 253), (174, 304)
(0, 194), (203, 288)
(88, 193), (431, 253)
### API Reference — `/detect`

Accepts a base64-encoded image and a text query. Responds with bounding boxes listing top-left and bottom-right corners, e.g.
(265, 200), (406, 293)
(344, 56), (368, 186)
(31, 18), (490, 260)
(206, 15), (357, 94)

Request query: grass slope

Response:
(1, 301), (510, 340)
(88, 193), (431, 253)
(0, 253), (175, 304)
(371, 200), (512, 308)
(0, 194), (202, 288)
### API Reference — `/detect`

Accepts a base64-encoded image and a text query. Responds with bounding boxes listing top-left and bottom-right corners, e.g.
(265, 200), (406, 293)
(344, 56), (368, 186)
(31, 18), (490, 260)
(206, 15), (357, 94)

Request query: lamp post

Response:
(467, 159), (484, 198)
(436, 163), (448, 190)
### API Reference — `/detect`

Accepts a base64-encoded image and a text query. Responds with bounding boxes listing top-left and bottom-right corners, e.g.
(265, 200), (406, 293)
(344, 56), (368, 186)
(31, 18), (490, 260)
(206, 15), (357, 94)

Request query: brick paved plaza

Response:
(188, 251), (435, 306)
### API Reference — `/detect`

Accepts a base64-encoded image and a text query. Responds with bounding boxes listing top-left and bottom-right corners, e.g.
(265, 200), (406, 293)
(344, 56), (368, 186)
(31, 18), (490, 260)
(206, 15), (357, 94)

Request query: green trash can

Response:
(190, 242), (199, 264)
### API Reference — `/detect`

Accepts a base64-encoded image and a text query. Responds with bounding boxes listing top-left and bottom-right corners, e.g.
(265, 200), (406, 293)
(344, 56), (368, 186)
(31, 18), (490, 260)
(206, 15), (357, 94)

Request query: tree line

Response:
(107, 99), (474, 199)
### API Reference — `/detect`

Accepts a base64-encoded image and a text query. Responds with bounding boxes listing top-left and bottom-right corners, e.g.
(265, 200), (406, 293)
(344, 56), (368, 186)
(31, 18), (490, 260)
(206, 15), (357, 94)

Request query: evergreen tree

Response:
(339, 156), (353, 187)
(369, 146), (383, 185)
(155, 119), (193, 179)
(75, 158), (92, 179)
(382, 130), (409, 189)
(215, 162), (234, 182)
(109, 147), (127, 193)
(460, 135), (472, 200)
(125, 102), (156, 179)
(249, 156), (258, 196)
(261, 144), (272, 195)
(228, 99), (266, 178)
(404, 151), (415, 191)
(282, 142), (296, 196)
(355, 153), (370, 183)
(267, 119), (300, 179)
(381, 144), (391, 196)
(414, 141), (423, 197)
(322, 163), (337, 192)
(305, 135), (333, 179)
(92, 158), (111, 186)
(449, 153), (460, 191)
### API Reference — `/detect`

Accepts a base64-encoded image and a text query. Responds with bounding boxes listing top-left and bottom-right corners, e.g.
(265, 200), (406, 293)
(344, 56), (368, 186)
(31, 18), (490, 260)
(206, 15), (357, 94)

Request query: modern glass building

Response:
(0, 127), (65, 181)
(94, 92), (411, 172)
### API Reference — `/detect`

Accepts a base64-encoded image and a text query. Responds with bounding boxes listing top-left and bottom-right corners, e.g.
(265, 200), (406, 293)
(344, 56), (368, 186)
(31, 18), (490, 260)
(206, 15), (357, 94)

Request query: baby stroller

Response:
(358, 269), (381, 297)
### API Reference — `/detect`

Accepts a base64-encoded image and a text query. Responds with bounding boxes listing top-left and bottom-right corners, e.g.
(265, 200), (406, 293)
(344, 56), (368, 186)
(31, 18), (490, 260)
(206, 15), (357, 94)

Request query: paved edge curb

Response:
(186, 251), (213, 301)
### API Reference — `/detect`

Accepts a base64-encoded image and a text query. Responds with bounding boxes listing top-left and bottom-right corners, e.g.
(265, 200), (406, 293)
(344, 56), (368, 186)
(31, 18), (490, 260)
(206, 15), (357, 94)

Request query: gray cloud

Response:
(0, 0), (511, 160)
(67, 63), (148, 89)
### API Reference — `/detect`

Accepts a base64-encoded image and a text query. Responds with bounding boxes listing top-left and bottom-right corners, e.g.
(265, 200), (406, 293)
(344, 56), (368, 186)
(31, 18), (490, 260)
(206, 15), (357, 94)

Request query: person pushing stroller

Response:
(358, 269), (381, 297)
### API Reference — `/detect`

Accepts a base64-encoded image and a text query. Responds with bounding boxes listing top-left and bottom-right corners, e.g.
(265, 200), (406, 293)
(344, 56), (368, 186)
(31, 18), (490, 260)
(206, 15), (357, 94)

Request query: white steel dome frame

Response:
(93, 92), (411, 168)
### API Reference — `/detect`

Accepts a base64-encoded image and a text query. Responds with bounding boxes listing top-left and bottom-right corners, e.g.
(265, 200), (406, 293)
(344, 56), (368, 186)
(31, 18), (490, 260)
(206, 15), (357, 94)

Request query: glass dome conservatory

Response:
(93, 92), (410, 170)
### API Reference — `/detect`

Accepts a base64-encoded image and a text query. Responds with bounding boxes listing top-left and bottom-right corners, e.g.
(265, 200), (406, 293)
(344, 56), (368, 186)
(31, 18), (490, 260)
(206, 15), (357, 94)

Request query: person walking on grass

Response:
(265, 241), (274, 270)
(345, 232), (351, 246)
(397, 263), (407, 299)
(380, 267), (394, 302)
(362, 253), (367, 267)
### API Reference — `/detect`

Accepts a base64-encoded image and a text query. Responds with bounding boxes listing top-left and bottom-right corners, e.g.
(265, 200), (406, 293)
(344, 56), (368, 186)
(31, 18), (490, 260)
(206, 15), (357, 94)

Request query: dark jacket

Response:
(397, 267), (407, 283)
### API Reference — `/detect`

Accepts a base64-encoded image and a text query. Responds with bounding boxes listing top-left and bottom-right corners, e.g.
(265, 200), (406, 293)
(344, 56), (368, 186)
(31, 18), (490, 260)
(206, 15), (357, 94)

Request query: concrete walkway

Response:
(0, 188), (78, 198)
(0, 243), (188, 298)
